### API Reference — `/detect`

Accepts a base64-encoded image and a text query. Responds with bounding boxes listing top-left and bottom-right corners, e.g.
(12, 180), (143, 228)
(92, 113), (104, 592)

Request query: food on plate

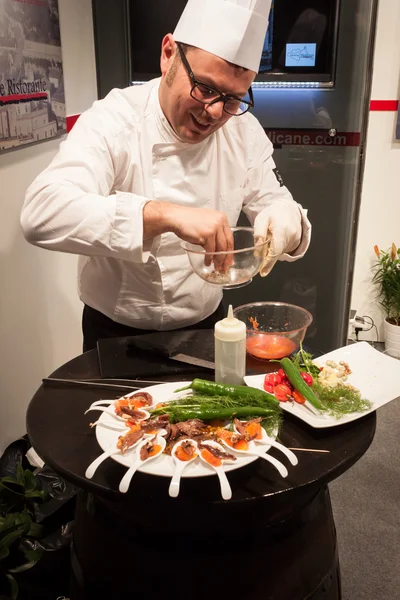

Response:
(140, 414), (170, 433)
(116, 407), (148, 421)
(216, 428), (249, 451)
(246, 335), (297, 360)
(117, 426), (144, 454)
(280, 357), (325, 411)
(166, 418), (207, 439)
(198, 442), (236, 467)
(152, 404), (277, 424)
(318, 360), (352, 388)
(234, 417), (263, 441)
(175, 440), (198, 462)
(115, 391), (152, 412)
(140, 437), (163, 461)
(176, 379), (279, 407)
(114, 393), (152, 420)
(263, 344), (372, 418)
(90, 378), (285, 482)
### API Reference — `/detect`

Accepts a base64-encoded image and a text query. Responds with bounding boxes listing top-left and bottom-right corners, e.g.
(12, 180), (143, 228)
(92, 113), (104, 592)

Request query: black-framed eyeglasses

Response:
(176, 42), (254, 116)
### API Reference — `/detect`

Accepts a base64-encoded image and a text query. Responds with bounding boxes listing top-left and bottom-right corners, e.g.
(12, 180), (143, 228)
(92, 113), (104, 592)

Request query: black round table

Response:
(26, 345), (376, 600)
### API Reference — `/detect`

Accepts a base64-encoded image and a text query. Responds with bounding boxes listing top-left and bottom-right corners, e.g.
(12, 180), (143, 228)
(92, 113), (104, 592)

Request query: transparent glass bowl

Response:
(233, 302), (313, 360)
(181, 227), (268, 290)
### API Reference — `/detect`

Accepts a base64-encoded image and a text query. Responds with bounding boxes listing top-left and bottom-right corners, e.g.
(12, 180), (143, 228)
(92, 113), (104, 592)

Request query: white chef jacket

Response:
(21, 78), (311, 330)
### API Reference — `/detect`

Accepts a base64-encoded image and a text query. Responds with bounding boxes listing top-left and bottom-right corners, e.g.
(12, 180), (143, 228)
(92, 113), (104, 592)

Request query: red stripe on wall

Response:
(370, 100), (399, 111)
(66, 114), (81, 132)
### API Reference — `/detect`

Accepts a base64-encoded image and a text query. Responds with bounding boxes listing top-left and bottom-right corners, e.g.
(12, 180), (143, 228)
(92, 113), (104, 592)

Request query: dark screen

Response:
(130, 0), (188, 79)
(129, 0), (339, 83)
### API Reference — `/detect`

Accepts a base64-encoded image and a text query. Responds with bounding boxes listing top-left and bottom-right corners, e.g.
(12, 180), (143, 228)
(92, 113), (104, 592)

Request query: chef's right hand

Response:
(143, 202), (234, 271)
(170, 205), (234, 272)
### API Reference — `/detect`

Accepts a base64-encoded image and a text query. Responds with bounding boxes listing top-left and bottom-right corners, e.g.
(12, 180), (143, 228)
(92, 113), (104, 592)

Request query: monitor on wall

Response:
(129, 0), (340, 87)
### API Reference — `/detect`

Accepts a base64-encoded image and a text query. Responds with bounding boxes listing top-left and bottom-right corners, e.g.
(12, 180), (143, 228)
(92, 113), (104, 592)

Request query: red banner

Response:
(0, 92), (47, 105)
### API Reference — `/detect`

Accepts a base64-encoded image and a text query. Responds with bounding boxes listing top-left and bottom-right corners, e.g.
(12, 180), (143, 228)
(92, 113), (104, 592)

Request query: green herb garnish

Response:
(289, 343), (372, 418)
(311, 380), (372, 419)
(291, 343), (321, 377)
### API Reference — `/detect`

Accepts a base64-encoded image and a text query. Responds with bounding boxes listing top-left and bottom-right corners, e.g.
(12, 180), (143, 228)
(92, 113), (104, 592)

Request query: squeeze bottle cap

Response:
(214, 305), (246, 342)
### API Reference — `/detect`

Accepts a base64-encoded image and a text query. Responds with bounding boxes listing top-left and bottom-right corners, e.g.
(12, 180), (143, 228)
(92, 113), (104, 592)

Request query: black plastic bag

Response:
(0, 436), (76, 599)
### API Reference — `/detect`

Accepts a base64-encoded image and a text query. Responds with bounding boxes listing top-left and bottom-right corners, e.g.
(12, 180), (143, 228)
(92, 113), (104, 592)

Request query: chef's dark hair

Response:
(176, 42), (249, 73)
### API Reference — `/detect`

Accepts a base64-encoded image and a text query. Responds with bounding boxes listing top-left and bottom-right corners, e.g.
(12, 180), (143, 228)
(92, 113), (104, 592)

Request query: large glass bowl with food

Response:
(233, 301), (313, 361)
(181, 227), (269, 289)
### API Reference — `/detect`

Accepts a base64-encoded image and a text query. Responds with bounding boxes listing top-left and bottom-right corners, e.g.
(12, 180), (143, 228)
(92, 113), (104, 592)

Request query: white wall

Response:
(0, 0), (97, 454)
(351, 0), (400, 342)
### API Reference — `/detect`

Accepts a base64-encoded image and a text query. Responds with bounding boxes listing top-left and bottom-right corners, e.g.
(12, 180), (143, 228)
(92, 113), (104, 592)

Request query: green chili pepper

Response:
(150, 405), (276, 424)
(280, 357), (326, 411)
(175, 379), (279, 407)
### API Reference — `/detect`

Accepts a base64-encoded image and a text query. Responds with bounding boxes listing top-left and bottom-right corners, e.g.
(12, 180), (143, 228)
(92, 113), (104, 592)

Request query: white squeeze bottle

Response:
(214, 304), (246, 385)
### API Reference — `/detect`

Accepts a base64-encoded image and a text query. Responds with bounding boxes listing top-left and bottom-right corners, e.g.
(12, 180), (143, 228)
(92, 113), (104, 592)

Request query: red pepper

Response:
(293, 390), (306, 404)
(264, 382), (274, 394)
(274, 383), (292, 402)
(300, 372), (313, 386)
(264, 373), (282, 386)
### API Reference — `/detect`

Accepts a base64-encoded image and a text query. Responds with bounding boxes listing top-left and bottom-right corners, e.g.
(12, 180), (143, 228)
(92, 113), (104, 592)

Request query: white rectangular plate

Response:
(244, 342), (400, 429)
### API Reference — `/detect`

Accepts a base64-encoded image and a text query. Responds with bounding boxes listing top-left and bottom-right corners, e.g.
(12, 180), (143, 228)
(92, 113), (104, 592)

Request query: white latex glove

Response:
(254, 202), (304, 277)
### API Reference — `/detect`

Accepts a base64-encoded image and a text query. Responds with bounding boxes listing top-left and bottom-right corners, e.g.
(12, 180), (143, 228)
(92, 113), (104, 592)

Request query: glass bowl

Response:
(233, 302), (313, 361)
(181, 227), (268, 290)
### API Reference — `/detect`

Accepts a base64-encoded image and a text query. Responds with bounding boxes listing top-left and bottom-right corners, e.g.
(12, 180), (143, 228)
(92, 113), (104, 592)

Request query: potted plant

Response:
(373, 243), (400, 356)
(0, 463), (47, 600)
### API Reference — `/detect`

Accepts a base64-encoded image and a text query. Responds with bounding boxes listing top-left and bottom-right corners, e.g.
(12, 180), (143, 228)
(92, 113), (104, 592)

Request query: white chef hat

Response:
(173, 0), (272, 72)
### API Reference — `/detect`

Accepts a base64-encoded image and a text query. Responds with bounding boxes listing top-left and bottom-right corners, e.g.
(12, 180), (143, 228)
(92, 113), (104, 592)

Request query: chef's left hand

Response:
(254, 202), (302, 277)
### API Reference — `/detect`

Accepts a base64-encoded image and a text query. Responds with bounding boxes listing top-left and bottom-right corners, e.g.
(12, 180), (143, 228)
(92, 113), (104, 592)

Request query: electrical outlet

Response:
(354, 316), (371, 331)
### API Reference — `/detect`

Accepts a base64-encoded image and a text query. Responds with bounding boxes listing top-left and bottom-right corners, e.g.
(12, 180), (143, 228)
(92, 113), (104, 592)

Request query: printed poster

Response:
(0, 0), (65, 153)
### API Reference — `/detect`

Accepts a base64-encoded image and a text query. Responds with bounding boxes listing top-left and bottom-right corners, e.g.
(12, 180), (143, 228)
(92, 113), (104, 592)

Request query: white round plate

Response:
(95, 381), (275, 478)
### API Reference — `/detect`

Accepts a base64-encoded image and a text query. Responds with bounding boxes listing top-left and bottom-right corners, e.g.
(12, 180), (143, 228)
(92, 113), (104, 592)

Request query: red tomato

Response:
(277, 368), (286, 378)
(293, 390), (306, 404)
(246, 335), (297, 360)
(274, 383), (292, 402)
(264, 373), (282, 386)
(263, 382), (274, 394)
(300, 372), (313, 386)
(281, 377), (293, 389)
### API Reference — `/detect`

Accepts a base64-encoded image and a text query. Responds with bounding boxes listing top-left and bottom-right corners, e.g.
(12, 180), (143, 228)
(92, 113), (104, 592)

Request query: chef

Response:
(21, 0), (311, 351)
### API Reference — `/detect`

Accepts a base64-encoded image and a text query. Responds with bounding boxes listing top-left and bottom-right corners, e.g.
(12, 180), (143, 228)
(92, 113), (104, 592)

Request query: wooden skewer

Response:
(288, 448), (330, 453)
(42, 378), (141, 392)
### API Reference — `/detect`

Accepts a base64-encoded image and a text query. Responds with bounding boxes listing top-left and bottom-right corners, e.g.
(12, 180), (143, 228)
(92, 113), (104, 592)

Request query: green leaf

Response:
(12, 513), (32, 530)
(27, 522), (42, 539)
(22, 470), (37, 494)
(0, 546), (10, 561)
(15, 464), (24, 487)
(6, 573), (18, 600)
(0, 523), (30, 551)
(0, 479), (24, 494)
